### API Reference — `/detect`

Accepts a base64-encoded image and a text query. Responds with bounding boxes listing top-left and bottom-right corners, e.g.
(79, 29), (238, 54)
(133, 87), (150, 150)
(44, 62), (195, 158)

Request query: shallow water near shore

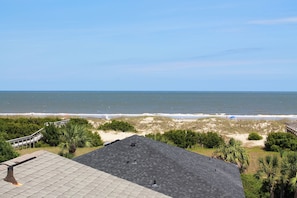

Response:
(1, 91), (297, 120)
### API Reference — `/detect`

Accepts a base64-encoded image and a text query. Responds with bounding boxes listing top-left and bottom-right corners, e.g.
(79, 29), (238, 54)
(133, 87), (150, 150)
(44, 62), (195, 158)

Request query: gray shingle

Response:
(0, 150), (169, 198)
(74, 135), (245, 198)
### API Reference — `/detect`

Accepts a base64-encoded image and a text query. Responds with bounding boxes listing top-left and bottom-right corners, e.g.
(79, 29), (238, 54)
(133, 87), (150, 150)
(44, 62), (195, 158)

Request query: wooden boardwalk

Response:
(286, 122), (297, 136)
(7, 128), (44, 149)
(6, 119), (69, 149)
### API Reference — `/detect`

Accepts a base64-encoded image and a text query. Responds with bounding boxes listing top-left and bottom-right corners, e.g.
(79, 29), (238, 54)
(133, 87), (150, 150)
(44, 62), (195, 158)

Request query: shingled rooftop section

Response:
(74, 135), (245, 198)
(0, 150), (169, 198)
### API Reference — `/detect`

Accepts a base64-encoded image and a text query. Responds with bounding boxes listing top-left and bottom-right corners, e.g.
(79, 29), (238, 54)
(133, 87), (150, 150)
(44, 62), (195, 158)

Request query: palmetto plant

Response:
(290, 173), (297, 198)
(59, 124), (91, 155)
(282, 152), (297, 198)
(0, 136), (19, 162)
(255, 155), (280, 198)
(213, 138), (249, 173)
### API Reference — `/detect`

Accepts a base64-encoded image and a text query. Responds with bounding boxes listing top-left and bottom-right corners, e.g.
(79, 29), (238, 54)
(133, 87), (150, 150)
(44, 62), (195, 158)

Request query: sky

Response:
(1, 0), (297, 91)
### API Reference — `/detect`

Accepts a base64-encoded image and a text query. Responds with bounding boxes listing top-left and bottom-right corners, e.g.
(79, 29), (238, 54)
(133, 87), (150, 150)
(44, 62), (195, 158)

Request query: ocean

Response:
(0, 91), (297, 120)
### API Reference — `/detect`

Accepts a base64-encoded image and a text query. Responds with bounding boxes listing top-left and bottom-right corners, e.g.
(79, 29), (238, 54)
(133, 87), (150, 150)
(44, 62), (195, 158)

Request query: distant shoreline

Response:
(1, 112), (297, 121)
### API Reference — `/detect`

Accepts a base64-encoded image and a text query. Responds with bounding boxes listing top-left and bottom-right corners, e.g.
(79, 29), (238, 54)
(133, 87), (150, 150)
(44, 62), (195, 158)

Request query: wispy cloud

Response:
(189, 48), (262, 59)
(249, 17), (297, 25)
(122, 59), (297, 74)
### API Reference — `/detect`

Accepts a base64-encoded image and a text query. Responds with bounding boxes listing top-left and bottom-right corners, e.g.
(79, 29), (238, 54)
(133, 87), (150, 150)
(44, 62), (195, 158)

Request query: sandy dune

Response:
(89, 116), (286, 147)
(97, 130), (145, 143)
(226, 134), (267, 147)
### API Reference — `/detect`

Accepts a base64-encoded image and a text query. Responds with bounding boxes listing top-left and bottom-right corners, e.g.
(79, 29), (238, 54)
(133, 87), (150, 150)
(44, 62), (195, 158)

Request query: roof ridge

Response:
(74, 135), (244, 197)
(134, 136), (238, 195)
(121, 136), (240, 195)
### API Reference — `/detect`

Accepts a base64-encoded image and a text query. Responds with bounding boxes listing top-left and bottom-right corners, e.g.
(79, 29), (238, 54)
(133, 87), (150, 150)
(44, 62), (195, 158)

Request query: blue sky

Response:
(1, 0), (297, 91)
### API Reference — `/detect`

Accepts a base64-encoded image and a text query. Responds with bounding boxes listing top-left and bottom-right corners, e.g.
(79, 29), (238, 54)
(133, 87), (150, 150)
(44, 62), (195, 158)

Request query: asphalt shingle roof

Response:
(0, 150), (170, 198)
(74, 135), (245, 198)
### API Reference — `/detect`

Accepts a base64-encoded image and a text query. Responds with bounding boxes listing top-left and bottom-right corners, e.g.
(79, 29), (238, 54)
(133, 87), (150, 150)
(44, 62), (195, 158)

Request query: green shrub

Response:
(241, 174), (265, 198)
(42, 124), (61, 146)
(98, 120), (137, 132)
(85, 130), (103, 146)
(145, 133), (171, 144)
(265, 132), (297, 151)
(0, 136), (19, 162)
(270, 145), (281, 152)
(198, 132), (224, 148)
(163, 130), (197, 149)
(69, 118), (91, 128)
(248, 132), (263, 140)
(146, 131), (224, 149)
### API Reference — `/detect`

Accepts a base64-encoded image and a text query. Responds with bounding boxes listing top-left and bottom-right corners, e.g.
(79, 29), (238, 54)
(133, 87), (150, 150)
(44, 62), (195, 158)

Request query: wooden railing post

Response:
(286, 123), (297, 137)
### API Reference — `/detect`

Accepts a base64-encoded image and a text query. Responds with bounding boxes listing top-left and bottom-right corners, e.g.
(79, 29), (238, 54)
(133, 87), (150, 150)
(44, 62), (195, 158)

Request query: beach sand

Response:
(226, 134), (267, 147)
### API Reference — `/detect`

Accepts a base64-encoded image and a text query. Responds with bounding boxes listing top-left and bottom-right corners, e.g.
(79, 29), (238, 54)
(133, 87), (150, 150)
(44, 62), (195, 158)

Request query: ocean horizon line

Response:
(1, 113), (297, 120)
(1, 92), (297, 116)
(1, 90), (297, 93)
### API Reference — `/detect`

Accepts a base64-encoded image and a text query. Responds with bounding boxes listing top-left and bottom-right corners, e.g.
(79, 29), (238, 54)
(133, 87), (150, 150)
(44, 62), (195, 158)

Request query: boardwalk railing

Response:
(286, 123), (297, 136)
(6, 119), (69, 149)
(7, 128), (44, 149)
